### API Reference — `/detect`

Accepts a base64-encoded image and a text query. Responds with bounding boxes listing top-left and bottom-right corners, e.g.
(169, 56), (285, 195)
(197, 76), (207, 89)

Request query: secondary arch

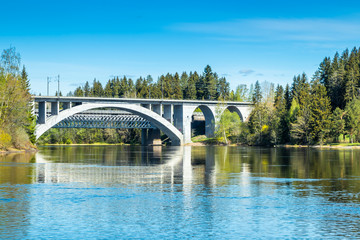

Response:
(225, 105), (244, 122)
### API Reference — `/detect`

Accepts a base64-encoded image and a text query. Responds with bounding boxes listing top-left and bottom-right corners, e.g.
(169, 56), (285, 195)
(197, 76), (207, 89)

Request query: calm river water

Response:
(0, 146), (360, 239)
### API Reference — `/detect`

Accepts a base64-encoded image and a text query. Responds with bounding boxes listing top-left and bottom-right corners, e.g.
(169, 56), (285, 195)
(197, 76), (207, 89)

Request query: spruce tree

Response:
(252, 80), (262, 104)
(172, 72), (183, 99)
(309, 82), (332, 144)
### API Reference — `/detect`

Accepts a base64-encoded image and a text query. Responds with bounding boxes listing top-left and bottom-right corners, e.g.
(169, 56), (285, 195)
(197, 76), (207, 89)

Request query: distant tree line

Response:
(67, 65), (246, 101)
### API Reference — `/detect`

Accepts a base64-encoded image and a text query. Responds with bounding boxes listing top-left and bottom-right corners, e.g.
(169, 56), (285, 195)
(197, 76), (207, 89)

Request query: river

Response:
(0, 146), (359, 239)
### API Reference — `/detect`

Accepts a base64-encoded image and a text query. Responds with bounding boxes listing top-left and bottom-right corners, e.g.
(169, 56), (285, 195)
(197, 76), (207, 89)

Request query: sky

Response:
(1, 0), (360, 95)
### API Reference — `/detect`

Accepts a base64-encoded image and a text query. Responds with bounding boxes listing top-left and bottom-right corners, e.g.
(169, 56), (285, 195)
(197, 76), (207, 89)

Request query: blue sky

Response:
(1, 0), (360, 95)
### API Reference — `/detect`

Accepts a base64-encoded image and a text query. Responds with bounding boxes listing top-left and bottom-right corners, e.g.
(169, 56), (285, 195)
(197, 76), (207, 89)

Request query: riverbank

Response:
(0, 147), (38, 155)
(189, 135), (360, 148)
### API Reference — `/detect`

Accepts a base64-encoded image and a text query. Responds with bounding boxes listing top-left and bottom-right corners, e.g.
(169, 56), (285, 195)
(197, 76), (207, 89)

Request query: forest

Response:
(1, 46), (360, 148)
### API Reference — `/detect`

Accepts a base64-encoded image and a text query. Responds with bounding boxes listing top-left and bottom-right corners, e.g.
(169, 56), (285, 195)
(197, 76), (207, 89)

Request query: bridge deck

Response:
(32, 96), (252, 106)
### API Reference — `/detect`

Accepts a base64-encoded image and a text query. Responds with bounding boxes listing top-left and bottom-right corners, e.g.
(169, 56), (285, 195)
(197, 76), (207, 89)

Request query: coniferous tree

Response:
(104, 80), (113, 97)
(252, 80), (262, 104)
(284, 84), (291, 111)
(309, 81), (332, 144)
(330, 107), (345, 142)
(217, 77), (230, 100)
(180, 72), (188, 96)
(184, 71), (197, 99)
(84, 81), (91, 97)
(172, 72), (183, 99)
(344, 97), (360, 143)
(203, 65), (217, 100)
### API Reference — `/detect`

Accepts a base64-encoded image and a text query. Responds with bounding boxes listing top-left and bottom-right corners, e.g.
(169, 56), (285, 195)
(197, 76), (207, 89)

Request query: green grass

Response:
(191, 135), (218, 144)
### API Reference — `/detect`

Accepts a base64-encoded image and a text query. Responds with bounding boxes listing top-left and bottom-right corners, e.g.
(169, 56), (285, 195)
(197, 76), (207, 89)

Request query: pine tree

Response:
(344, 97), (360, 143)
(284, 84), (291, 110)
(252, 80), (262, 104)
(203, 65), (217, 100)
(217, 77), (230, 100)
(20, 66), (30, 90)
(104, 80), (113, 97)
(330, 107), (345, 142)
(84, 81), (91, 97)
(309, 81), (332, 144)
(184, 71), (197, 99)
(172, 72), (183, 99)
(180, 72), (188, 95)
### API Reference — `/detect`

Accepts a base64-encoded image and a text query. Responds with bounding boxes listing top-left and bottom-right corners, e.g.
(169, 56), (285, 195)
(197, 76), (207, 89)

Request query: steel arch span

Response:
(35, 103), (183, 145)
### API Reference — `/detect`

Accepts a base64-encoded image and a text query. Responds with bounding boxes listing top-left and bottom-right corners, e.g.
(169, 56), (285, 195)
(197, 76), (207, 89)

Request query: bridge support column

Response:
(38, 102), (46, 124)
(152, 104), (162, 116)
(51, 102), (59, 115)
(141, 129), (148, 146)
(63, 102), (71, 110)
(174, 105), (193, 144)
(163, 104), (173, 124)
(141, 128), (161, 146)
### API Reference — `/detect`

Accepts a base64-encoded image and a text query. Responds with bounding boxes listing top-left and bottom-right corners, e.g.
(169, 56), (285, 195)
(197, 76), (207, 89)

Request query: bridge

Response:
(33, 96), (253, 145)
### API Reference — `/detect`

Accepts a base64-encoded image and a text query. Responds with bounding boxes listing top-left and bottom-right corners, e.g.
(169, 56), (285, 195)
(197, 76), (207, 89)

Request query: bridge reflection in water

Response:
(34, 147), (216, 187)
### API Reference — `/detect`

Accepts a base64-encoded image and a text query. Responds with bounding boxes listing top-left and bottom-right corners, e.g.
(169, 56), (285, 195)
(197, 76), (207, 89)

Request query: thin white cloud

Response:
(239, 69), (255, 76)
(172, 18), (360, 42)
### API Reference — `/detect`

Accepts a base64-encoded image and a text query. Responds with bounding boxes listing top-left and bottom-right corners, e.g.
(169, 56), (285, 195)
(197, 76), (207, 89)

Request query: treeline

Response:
(227, 47), (360, 145)
(0, 47), (35, 150)
(67, 65), (251, 101)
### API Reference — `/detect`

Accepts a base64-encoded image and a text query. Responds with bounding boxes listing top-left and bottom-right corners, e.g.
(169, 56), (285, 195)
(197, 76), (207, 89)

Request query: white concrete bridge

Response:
(33, 96), (253, 145)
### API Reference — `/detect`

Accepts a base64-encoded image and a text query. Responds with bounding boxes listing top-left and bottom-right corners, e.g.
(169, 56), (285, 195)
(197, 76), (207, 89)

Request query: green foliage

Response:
(344, 97), (360, 143)
(0, 47), (34, 150)
(252, 80), (262, 104)
(215, 106), (241, 144)
(0, 129), (11, 149)
(330, 107), (345, 142)
(309, 82), (332, 144)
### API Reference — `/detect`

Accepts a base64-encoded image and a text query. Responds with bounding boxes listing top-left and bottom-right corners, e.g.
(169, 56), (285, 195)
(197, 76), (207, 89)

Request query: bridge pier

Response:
(51, 102), (59, 115)
(38, 102), (46, 124)
(141, 128), (162, 146)
(63, 102), (71, 110)
(163, 104), (173, 124)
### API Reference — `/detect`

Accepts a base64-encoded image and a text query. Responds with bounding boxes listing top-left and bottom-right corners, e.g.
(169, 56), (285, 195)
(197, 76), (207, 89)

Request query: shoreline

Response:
(2, 143), (360, 153)
(0, 148), (38, 155)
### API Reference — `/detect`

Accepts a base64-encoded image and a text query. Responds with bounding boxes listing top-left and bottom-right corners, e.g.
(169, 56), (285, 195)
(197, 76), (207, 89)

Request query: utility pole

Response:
(47, 75), (60, 96)
(57, 75), (60, 96)
(47, 77), (50, 96)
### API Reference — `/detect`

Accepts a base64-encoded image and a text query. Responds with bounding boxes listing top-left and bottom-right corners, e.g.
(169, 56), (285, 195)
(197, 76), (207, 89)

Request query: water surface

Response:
(0, 146), (359, 239)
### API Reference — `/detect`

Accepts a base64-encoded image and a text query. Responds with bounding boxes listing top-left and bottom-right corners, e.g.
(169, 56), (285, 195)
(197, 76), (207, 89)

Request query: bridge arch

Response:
(35, 103), (183, 145)
(188, 105), (216, 138)
(225, 105), (243, 122)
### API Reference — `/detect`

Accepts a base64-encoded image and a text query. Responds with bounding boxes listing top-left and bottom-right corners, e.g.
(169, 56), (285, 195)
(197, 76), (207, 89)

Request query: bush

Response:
(0, 129), (12, 149)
